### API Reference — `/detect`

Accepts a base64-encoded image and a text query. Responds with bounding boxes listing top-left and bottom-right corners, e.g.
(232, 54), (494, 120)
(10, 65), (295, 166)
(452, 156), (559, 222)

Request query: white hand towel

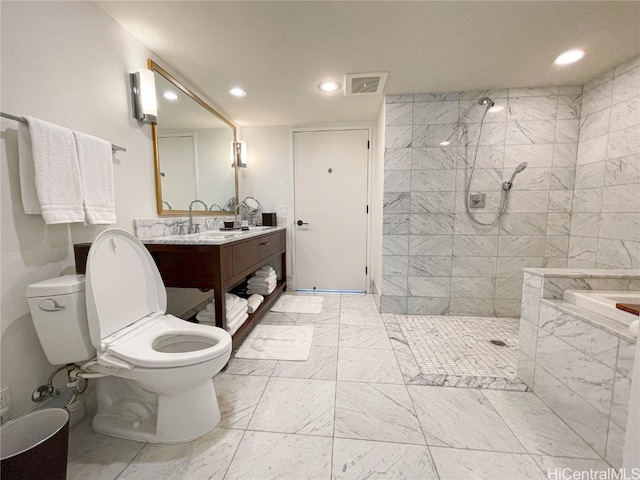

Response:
(259, 266), (274, 272)
(248, 272), (277, 285)
(247, 283), (276, 295)
(248, 293), (264, 303)
(74, 131), (116, 224)
(205, 302), (215, 313)
(196, 310), (215, 322)
(247, 294), (264, 314)
(21, 117), (84, 223)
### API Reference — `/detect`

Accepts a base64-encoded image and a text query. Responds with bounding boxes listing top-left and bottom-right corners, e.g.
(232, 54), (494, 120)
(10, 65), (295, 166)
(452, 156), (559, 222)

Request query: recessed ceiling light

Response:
(439, 141), (451, 146)
(318, 81), (340, 92)
(229, 87), (247, 98)
(163, 91), (178, 101)
(554, 49), (585, 66)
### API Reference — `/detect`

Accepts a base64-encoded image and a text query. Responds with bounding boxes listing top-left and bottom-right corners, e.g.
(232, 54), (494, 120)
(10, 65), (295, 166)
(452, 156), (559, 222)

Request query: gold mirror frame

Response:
(149, 59), (239, 216)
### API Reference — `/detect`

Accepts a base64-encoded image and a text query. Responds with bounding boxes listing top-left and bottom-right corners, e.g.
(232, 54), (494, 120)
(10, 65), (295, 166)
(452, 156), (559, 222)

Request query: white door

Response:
(158, 134), (197, 210)
(293, 129), (369, 292)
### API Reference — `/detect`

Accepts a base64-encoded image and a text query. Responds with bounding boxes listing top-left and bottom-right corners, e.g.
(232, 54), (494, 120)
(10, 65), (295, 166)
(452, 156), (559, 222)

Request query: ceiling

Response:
(97, 1), (640, 127)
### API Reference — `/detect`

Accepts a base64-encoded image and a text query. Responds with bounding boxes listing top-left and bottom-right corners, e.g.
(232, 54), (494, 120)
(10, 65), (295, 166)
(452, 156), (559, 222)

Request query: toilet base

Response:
(92, 376), (221, 443)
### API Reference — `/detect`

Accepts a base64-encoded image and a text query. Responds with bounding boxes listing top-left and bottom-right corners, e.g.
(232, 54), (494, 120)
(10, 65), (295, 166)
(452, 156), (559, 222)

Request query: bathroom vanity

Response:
(74, 227), (286, 349)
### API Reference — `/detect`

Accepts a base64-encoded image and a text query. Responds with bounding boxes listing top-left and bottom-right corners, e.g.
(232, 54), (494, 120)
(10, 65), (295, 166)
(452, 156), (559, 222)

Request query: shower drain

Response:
(490, 340), (507, 347)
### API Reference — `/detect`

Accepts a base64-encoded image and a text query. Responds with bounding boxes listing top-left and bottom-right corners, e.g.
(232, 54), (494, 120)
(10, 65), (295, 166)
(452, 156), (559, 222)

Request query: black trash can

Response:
(1, 408), (69, 480)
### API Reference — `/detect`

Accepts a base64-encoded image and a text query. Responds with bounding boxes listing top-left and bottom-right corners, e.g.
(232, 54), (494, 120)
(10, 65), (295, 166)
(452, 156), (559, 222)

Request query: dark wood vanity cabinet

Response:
(74, 229), (287, 349)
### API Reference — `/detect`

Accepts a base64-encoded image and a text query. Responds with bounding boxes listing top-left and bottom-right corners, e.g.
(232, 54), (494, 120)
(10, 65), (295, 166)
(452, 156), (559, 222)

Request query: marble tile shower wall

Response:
(568, 55), (640, 269)
(382, 87), (583, 316)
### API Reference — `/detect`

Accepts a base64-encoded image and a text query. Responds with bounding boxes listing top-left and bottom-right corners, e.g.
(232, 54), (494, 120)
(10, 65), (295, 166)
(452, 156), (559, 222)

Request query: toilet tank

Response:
(26, 275), (96, 365)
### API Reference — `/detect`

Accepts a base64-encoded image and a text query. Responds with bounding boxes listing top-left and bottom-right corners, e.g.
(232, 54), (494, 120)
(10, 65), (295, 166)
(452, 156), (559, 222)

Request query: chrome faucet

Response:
(188, 200), (207, 234)
(235, 204), (244, 228)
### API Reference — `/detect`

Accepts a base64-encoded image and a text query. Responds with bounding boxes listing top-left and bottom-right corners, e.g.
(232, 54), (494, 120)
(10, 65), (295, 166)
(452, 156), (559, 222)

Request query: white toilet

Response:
(27, 228), (232, 443)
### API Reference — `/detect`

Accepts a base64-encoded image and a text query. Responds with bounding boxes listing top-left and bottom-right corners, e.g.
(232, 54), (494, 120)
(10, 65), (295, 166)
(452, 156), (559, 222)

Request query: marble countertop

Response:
(524, 268), (640, 279)
(141, 225), (285, 246)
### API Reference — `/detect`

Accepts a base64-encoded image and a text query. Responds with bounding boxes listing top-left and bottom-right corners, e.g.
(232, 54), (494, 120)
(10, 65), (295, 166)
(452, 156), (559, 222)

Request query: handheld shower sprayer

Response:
(502, 162), (528, 190)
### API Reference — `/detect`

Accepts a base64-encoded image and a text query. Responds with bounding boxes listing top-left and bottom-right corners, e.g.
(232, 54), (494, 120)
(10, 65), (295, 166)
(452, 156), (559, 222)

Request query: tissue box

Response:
(262, 213), (277, 226)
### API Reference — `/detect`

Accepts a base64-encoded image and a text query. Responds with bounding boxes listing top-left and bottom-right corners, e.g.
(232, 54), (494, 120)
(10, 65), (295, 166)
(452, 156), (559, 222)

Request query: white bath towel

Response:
(225, 293), (241, 309)
(228, 313), (249, 336)
(74, 131), (116, 224)
(20, 117), (84, 223)
(17, 123), (40, 214)
(227, 304), (248, 328)
(205, 301), (215, 313)
(227, 298), (248, 320)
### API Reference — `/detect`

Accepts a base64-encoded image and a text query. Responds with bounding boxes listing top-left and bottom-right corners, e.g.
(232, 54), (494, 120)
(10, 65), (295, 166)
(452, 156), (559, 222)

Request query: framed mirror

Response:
(149, 59), (239, 216)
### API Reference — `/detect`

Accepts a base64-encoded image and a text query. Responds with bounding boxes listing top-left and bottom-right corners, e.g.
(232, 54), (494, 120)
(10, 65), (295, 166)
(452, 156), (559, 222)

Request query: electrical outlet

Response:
(0, 386), (11, 412)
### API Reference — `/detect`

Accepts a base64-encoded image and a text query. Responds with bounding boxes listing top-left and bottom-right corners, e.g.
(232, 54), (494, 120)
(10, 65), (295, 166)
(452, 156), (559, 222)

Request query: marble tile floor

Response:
(67, 293), (611, 479)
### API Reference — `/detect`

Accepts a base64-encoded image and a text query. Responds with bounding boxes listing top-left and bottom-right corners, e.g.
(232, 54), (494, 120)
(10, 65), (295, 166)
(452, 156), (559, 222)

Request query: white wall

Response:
(1, 1), (163, 419)
(237, 126), (293, 284)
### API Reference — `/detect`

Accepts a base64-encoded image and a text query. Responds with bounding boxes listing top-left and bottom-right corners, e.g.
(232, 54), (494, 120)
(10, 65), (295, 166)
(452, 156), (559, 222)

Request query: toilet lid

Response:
(86, 229), (166, 348)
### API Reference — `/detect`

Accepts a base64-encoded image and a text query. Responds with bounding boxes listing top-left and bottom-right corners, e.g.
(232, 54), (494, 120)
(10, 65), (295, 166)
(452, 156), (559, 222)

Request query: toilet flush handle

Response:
(38, 299), (65, 312)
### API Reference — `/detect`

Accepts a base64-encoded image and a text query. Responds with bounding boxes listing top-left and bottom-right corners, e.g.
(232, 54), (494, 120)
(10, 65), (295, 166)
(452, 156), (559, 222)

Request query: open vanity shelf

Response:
(74, 228), (286, 349)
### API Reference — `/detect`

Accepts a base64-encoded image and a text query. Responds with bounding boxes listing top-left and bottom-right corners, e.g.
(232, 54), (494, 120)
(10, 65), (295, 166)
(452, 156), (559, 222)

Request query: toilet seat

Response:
(86, 229), (231, 370)
(101, 313), (230, 368)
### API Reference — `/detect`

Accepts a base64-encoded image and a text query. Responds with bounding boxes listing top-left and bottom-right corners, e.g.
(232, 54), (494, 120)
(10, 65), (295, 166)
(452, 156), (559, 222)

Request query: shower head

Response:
(514, 162), (528, 173)
(502, 162), (528, 190)
(478, 97), (495, 108)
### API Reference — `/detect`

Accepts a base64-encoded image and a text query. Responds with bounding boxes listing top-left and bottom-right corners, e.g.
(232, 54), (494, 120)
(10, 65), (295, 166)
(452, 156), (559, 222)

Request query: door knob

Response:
(296, 220), (309, 226)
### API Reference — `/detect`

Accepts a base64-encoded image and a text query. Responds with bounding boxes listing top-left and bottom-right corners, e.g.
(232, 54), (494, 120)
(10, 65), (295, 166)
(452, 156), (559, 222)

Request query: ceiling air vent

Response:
(344, 72), (388, 96)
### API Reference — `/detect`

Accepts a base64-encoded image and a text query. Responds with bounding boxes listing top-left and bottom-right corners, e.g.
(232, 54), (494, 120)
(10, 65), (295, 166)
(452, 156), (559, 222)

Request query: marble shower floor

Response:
(67, 294), (609, 479)
(392, 314), (528, 391)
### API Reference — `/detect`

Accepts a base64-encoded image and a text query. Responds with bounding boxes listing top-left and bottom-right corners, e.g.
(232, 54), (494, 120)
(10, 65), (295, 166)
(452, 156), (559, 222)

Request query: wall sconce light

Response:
(230, 141), (248, 168)
(129, 69), (158, 124)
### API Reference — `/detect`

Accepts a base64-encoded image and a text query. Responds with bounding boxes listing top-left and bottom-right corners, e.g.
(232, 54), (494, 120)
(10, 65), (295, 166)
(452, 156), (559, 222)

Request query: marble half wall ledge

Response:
(523, 267), (640, 301)
(523, 267), (640, 280)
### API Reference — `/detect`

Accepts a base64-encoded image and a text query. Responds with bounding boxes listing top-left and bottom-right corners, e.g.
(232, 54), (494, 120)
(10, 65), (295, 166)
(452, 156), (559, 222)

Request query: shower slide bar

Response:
(1, 111), (127, 153)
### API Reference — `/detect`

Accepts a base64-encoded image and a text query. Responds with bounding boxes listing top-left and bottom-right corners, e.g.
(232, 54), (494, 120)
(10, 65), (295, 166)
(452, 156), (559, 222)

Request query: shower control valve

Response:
(469, 193), (486, 209)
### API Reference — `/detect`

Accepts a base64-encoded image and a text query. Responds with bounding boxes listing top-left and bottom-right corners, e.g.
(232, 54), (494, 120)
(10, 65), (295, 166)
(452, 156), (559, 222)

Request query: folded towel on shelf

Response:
(247, 282), (276, 296)
(205, 302), (215, 313)
(227, 303), (248, 326)
(225, 293), (241, 309)
(248, 272), (277, 286)
(196, 310), (215, 323)
(228, 313), (249, 336)
(254, 266), (275, 277)
(19, 117), (84, 223)
(74, 131), (116, 224)
(247, 294), (264, 314)
(227, 298), (248, 321)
